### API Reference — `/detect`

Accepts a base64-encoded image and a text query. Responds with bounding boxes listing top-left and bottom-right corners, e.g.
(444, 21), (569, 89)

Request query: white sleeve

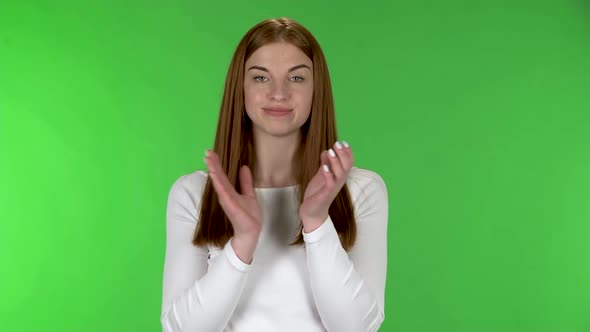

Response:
(161, 174), (252, 332)
(302, 172), (388, 332)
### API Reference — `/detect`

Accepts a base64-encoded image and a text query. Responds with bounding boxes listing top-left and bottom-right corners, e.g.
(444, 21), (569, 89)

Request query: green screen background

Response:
(1, 1), (588, 331)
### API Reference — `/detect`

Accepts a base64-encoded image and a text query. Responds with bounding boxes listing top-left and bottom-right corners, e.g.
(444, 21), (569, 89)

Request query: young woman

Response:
(161, 17), (389, 332)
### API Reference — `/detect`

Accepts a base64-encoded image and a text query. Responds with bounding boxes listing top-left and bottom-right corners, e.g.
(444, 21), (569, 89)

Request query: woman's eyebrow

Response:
(247, 64), (311, 72)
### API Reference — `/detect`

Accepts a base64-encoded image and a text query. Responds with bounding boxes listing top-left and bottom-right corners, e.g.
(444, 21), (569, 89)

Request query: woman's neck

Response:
(252, 130), (300, 188)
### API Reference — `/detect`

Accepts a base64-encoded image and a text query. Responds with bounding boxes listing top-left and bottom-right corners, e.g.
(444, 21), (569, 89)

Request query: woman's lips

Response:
(263, 107), (292, 116)
(263, 106), (292, 111)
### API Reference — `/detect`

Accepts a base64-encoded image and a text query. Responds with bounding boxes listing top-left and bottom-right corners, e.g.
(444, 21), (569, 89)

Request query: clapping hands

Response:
(299, 141), (354, 232)
(204, 141), (354, 238)
(203, 150), (262, 237)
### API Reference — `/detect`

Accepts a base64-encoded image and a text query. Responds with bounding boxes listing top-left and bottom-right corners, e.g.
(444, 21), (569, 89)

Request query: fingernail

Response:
(322, 164), (330, 173)
(342, 141), (349, 148)
(335, 141), (343, 149)
(205, 149), (209, 157)
(328, 149), (336, 157)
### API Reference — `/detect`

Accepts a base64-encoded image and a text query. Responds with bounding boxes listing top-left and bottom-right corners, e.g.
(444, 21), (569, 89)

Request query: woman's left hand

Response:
(299, 141), (354, 232)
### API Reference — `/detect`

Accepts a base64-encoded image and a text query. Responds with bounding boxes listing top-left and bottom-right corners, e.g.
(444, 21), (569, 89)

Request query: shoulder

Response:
(169, 169), (208, 199)
(166, 169), (209, 224)
(346, 166), (388, 197)
(345, 166), (389, 217)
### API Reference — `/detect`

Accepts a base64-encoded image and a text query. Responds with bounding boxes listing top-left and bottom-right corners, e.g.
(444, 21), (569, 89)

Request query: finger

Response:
(334, 141), (353, 170)
(320, 150), (335, 189)
(239, 165), (255, 198)
(338, 140), (354, 169)
(204, 153), (226, 198)
(205, 150), (236, 201)
(210, 151), (237, 195)
(327, 148), (344, 180)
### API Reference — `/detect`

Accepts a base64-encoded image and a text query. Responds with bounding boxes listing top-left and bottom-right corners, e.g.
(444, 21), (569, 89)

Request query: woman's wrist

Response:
(301, 212), (328, 233)
(231, 233), (260, 264)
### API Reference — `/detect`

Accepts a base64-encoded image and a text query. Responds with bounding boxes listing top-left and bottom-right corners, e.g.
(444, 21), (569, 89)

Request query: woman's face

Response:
(243, 42), (314, 138)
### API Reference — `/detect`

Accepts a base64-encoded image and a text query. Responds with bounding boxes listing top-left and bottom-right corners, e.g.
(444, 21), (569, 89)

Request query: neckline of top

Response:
(198, 171), (299, 191)
(254, 184), (298, 191)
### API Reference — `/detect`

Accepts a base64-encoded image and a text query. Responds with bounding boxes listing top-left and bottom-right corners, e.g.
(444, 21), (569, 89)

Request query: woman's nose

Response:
(269, 80), (288, 101)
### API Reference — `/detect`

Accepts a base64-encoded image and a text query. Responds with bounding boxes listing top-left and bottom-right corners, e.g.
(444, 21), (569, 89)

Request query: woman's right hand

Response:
(204, 150), (261, 261)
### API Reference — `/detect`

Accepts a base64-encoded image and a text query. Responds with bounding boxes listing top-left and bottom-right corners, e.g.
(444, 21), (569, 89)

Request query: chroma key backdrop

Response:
(0, 1), (588, 331)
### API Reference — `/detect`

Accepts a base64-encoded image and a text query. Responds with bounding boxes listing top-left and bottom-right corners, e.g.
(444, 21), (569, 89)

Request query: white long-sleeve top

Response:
(161, 166), (389, 332)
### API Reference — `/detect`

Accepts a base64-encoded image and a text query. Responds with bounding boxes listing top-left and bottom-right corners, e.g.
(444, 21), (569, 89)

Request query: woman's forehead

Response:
(246, 42), (312, 67)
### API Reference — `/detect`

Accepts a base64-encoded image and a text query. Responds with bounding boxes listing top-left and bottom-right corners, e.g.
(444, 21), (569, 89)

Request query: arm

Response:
(303, 172), (388, 332)
(160, 174), (252, 332)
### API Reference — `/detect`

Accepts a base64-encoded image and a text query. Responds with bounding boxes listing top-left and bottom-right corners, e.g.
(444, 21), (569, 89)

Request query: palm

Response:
(205, 151), (262, 235)
(299, 145), (354, 223)
(222, 189), (261, 235)
(300, 168), (329, 219)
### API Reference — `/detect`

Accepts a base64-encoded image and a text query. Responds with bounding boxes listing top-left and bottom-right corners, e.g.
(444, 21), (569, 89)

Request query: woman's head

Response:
(217, 18), (336, 160)
(195, 17), (357, 251)
(238, 18), (333, 141)
(244, 41), (313, 139)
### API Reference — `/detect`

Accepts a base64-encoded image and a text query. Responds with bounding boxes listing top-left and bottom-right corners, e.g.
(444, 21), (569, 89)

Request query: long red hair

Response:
(193, 17), (357, 251)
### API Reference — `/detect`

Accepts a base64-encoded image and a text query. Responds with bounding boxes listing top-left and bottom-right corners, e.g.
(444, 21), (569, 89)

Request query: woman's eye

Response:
(253, 76), (304, 82)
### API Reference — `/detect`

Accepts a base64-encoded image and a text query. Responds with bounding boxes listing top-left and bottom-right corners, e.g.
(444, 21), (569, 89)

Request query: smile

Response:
(263, 107), (293, 116)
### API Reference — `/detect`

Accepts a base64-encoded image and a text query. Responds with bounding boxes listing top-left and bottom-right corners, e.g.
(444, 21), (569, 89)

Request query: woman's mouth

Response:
(263, 107), (293, 116)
